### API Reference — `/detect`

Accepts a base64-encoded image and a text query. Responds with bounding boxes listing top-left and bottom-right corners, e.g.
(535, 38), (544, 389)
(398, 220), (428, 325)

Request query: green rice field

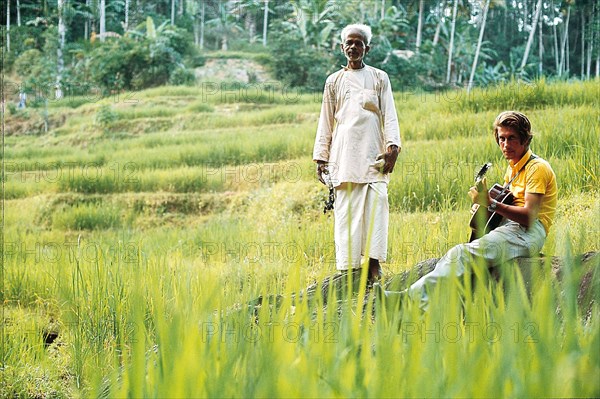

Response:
(2, 79), (599, 397)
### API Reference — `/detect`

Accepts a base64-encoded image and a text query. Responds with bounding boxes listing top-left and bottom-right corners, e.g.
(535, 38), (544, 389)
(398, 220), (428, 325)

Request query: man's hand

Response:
(376, 145), (400, 174)
(316, 161), (329, 185)
(468, 177), (490, 206)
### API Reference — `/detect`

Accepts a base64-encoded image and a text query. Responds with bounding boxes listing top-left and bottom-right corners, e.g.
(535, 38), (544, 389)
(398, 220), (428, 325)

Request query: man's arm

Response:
(379, 74), (401, 150)
(469, 185), (543, 228)
(313, 80), (336, 185)
(378, 73), (401, 174)
(489, 192), (542, 228)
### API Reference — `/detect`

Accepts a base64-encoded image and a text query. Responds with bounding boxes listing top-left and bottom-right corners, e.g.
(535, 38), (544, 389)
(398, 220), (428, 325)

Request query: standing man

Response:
(18, 91), (27, 109)
(313, 24), (401, 282)
(379, 111), (558, 309)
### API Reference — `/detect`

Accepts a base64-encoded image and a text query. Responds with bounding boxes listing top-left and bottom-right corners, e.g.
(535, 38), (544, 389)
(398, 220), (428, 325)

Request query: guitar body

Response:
(469, 183), (514, 242)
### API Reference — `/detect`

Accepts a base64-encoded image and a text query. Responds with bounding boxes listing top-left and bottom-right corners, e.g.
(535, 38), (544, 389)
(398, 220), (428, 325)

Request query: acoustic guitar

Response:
(468, 163), (514, 242)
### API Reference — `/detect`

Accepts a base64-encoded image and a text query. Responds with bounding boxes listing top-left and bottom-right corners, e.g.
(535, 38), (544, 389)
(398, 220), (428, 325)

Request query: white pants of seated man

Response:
(406, 219), (546, 310)
(334, 182), (389, 270)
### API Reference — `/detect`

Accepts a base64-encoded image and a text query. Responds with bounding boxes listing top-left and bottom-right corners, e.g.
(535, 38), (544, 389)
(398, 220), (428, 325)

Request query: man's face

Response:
(341, 31), (370, 64)
(497, 126), (528, 163)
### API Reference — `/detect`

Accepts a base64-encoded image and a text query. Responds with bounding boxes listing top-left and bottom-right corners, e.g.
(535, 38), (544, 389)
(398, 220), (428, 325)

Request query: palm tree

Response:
(171, 0), (175, 25)
(263, 0), (269, 47)
(520, 0), (543, 71)
(468, 0), (491, 93)
(206, 2), (243, 51)
(124, 0), (129, 31)
(558, 4), (571, 76)
(415, 0), (424, 53)
(237, 0), (267, 45)
(431, 0), (444, 49)
(446, 0), (459, 84)
(99, 0), (106, 41)
(284, 0), (335, 50)
(185, 0), (203, 48)
(57, 0), (66, 98)
(17, 0), (21, 26)
(6, 0), (10, 53)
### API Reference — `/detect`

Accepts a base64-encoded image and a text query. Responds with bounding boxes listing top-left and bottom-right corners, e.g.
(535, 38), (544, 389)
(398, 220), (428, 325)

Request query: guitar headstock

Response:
(474, 162), (492, 184)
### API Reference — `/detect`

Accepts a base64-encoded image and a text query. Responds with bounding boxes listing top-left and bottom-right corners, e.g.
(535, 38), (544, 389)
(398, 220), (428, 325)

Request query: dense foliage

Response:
(2, 0), (599, 93)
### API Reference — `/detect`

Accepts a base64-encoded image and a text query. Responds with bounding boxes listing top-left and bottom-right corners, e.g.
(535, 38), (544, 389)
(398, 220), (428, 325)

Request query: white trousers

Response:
(406, 219), (547, 309)
(334, 182), (389, 270)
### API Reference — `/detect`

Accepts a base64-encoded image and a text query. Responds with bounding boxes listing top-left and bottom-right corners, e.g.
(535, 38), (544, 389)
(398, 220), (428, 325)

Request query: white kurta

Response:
(313, 65), (401, 270)
(313, 65), (401, 186)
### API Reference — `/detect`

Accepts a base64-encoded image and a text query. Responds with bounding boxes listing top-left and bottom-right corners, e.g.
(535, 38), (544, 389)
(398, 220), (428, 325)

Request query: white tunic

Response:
(313, 65), (401, 186)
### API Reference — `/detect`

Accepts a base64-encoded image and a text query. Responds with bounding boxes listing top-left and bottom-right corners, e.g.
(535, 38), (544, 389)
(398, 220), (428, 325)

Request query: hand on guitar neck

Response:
(468, 177), (491, 208)
(468, 163), (514, 242)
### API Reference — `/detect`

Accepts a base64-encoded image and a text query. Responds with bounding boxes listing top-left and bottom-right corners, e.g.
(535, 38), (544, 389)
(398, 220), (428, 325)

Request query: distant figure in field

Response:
(378, 111), (558, 309)
(18, 91), (27, 109)
(313, 23), (401, 283)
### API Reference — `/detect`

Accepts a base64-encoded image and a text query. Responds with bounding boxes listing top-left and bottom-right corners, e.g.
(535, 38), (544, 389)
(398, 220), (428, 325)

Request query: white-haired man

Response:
(313, 24), (402, 282)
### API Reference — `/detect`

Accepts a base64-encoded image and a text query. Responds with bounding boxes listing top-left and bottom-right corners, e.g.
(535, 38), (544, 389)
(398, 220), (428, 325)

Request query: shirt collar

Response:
(342, 64), (368, 71)
(510, 148), (533, 172)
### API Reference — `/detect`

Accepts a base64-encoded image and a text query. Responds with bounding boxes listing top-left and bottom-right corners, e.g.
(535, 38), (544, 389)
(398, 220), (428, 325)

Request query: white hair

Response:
(340, 24), (372, 45)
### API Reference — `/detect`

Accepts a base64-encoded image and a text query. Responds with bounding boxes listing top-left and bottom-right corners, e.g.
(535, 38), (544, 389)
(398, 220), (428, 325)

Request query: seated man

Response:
(378, 111), (558, 309)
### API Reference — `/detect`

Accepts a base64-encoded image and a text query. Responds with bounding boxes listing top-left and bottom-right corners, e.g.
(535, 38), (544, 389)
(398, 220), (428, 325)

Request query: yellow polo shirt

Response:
(504, 149), (558, 234)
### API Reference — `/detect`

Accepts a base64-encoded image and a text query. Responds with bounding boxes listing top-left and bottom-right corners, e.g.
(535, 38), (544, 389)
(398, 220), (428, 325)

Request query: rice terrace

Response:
(2, 1), (600, 398)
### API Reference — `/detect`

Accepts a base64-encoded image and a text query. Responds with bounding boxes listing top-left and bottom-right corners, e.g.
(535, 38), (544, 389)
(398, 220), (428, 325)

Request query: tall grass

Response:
(5, 239), (597, 397)
(445, 79), (599, 112)
(3, 80), (599, 397)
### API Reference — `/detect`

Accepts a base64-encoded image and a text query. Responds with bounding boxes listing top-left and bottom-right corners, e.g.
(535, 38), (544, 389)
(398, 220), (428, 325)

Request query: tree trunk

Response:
(6, 0), (10, 53)
(200, 1), (205, 49)
(171, 0), (175, 25)
(125, 0), (129, 32)
(179, 0), (184, 17)
(432, 17), (441, 48)
(468, 0), (490, 93)
(194, 14), (199, 47)
(559, 6), (570, 76)
(552, 0), (559, 72)
(416, 0), (424, 53)
(587, 32), (593, 79)
(432, 1), (443, 48)
(539, 15), (543, 76)
(587, 3), (595, 79)
(446, 0), (458, 84)
(84, 0), (89, 40)
(99, 0), (106, 42)
(381, 0), (385, 21)
(520, 0), (543, 71)
(581, 11), (585, 79)
(566, 13), (570, 74)
(57, 0), (66, 99)
(263, 0), (269, 47)
(246, 13), (256, 43)
(16, 0), (21, 26)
